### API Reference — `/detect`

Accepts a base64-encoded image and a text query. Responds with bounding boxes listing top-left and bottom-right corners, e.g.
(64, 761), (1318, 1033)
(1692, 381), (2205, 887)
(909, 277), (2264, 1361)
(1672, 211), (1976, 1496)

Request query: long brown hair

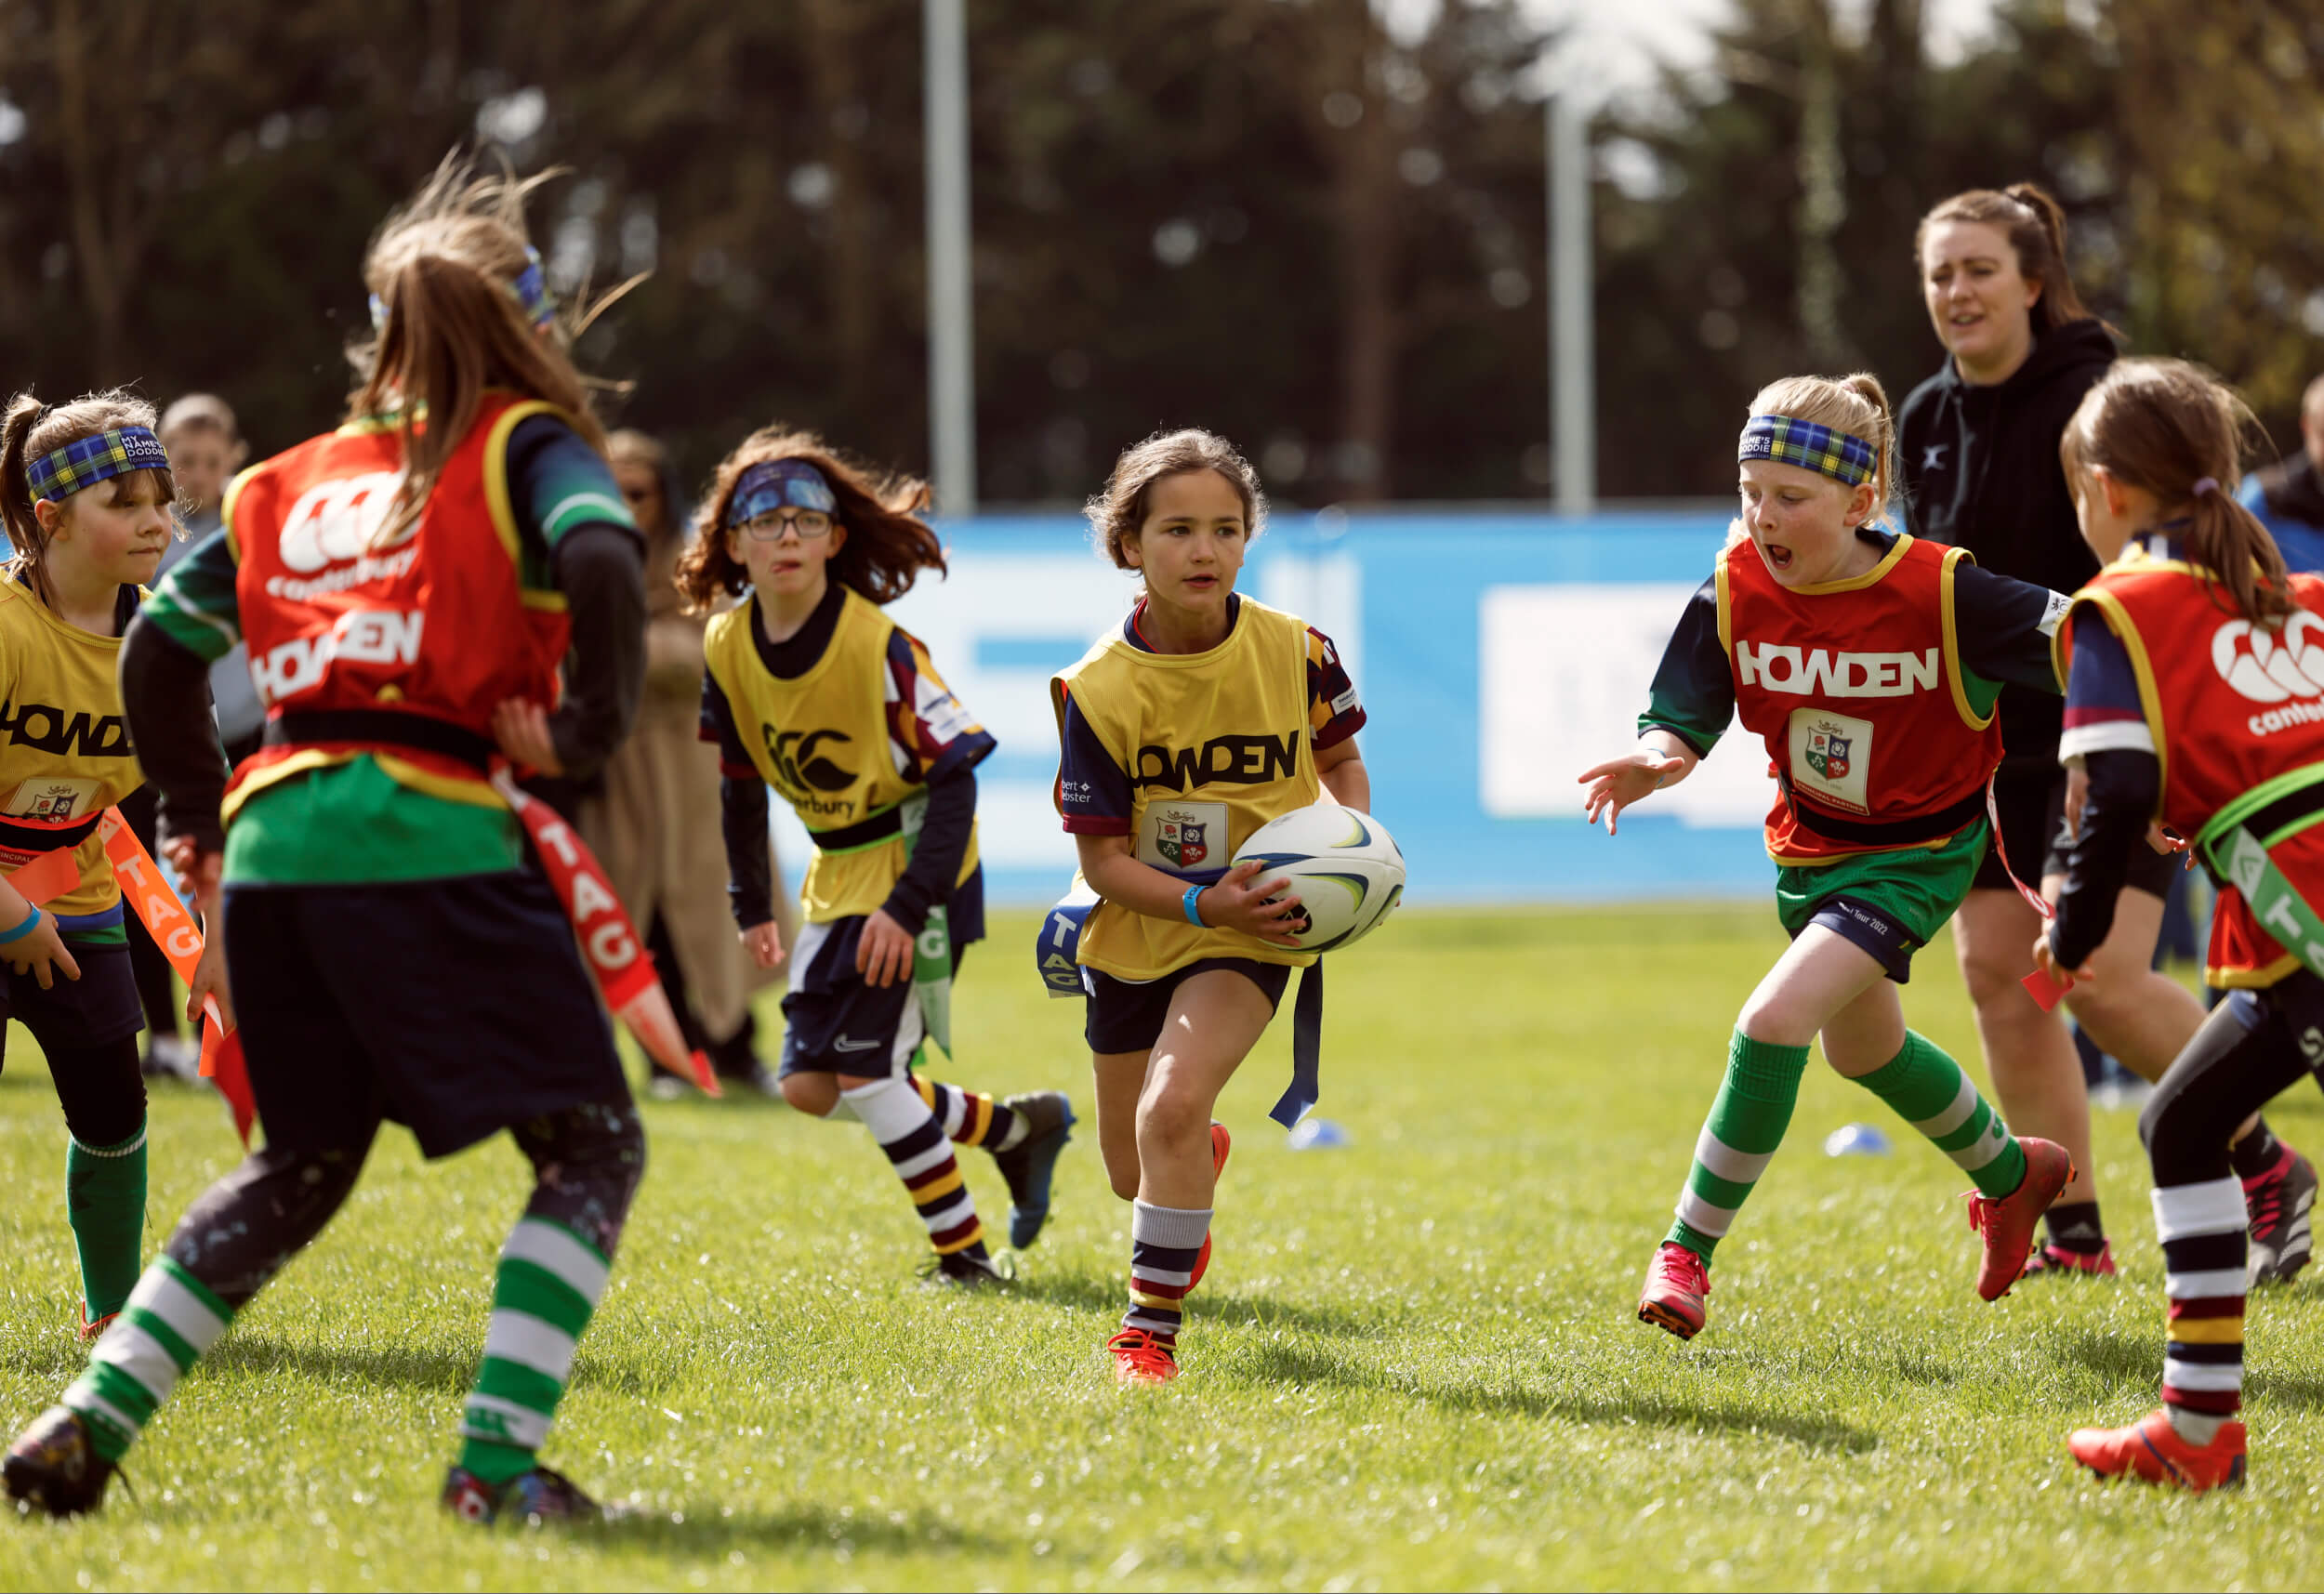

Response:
(1744, 372), (1897, 520)
(675, 427), (944, 613)
(2061, 359), (2287, 626)
(0, 389), (178, 608)
(1084, 428), (1268, 571)
(351, 152), (630, 544)
(1916, 182), (2097, 337)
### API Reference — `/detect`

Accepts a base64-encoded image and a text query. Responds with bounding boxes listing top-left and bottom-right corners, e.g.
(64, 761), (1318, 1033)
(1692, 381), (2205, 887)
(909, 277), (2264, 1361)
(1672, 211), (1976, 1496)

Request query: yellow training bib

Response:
(704, 586), (979, 922)
(1052, 597), (1321, 981)
(0, 575), (145, 916)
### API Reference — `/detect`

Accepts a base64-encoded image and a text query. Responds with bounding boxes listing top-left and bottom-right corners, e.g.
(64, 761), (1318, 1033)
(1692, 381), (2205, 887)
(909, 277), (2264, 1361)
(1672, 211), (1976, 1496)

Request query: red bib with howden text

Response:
(2058, 552), (2324, 986)
(1718, 531), (2003, 863)
(221, 394), (573, 814)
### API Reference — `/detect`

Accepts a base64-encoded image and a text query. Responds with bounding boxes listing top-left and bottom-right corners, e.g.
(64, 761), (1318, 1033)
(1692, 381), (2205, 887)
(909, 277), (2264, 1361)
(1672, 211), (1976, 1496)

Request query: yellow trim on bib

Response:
(1937, 546), (1995, 731)
(1789, 529), (1913, 596)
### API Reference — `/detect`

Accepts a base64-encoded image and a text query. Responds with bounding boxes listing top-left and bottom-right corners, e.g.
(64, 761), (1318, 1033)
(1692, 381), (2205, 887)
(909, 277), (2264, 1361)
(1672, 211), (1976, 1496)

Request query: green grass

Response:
(4, 904), (2323, 1590)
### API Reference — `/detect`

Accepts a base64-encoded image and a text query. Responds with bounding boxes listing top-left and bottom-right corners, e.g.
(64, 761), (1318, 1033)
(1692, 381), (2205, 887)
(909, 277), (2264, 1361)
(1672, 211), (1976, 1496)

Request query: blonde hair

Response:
(1745, 372), (1896, 521)
(1083, 428), (1267, 572)
(2061, 359), (2287, 626)
(0, 389), (178, 608)
(350, 152), (633, 545)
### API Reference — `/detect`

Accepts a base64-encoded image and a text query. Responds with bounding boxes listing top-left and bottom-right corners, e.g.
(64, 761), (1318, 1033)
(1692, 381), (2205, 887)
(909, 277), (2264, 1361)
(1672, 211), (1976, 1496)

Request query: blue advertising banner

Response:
(773, 509), (1787, 906)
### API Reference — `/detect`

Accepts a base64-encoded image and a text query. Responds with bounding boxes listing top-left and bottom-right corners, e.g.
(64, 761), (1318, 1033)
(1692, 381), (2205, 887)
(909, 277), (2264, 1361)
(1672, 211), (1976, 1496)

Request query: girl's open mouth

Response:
(1765, 542), (1794, 572)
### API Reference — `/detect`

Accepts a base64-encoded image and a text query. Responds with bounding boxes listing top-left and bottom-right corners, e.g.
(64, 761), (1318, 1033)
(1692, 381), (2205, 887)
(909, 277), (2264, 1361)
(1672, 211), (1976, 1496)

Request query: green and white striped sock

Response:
(456, 1217), (612, 1485)
(1853, 1030), (2027, 1198)
(63, 1258), (235, 1463)
(1668, 1030), (1809, 1261)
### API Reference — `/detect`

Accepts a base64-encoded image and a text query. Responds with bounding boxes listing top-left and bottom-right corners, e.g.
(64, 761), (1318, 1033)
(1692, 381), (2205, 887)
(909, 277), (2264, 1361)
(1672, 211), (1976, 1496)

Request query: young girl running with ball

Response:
(1052, 428), (1368, 1385)
(684, 428), (1074, 1286)
(2040, 360), (2324, 1489)
(1580, 374), (2074, 1339)
(0, 389), (216, 1344)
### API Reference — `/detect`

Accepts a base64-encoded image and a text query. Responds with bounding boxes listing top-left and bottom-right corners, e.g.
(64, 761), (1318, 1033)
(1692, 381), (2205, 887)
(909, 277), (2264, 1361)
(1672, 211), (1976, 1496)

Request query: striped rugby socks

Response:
(1668, 1031), (1808, 1261)
(1125, 1201), (1210, 1344)
(843, 1077), (987, 1258)
(66, 1116), (149, 1324)
(913, 1075), (1030, 1152)
(456, 1217), (615, 1485)
(2154, 1175), (2245, 1443)
(62, 1258), (234, 1462)
(1853, 1031), (2027, 1198)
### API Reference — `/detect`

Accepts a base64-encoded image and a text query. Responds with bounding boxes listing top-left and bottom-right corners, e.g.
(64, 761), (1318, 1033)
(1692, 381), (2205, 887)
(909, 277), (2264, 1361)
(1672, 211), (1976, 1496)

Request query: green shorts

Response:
(1773, 820), (1987, 984)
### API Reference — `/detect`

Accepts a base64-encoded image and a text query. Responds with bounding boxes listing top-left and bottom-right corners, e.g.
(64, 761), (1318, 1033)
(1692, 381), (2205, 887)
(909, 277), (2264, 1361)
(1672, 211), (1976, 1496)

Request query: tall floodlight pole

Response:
(925, 0), (977, 514)
(1549, 91), (1594, 515)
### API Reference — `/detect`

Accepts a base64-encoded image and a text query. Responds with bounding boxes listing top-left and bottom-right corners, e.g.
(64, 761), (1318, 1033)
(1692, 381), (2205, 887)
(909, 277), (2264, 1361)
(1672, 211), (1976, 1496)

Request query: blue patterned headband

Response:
(26, 426), (172, 505)
(1738, 415), (1876, 488)
(368, 244), (557, 335)
(726, 460), (838, 527)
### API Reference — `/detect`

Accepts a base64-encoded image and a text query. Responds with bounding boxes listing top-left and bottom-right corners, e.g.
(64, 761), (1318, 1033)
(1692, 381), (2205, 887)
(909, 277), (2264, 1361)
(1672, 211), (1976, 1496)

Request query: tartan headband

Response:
(727, 460), (838, 527)
(26, 426), (171, 505)
(367, 244), (557, 335)
(1737, 414), (1876, 488)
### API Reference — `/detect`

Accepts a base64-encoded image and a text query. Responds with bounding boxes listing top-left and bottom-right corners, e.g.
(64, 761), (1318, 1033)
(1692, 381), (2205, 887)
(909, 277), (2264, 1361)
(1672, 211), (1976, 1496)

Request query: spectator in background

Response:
(129, 395), (252, 1079)
(584, 430), (787, 1098)
(2238, 374), (2324, 573)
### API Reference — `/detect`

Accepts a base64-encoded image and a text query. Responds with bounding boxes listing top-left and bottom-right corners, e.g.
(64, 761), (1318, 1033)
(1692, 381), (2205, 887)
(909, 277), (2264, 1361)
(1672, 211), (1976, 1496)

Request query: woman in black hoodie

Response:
(1901, 183), (2314, 1282)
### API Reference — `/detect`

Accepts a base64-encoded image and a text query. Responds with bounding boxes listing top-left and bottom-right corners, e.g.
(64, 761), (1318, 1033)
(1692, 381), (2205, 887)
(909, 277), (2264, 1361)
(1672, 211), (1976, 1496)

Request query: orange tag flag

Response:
(4, 845), (85, 908)
(94, 809), (255, 1145)
(489, 771), (720, 1097)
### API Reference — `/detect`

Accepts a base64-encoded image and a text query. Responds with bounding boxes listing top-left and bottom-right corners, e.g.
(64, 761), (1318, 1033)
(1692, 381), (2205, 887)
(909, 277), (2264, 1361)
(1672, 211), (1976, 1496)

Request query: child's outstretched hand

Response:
(1578, 749), (1687, 836)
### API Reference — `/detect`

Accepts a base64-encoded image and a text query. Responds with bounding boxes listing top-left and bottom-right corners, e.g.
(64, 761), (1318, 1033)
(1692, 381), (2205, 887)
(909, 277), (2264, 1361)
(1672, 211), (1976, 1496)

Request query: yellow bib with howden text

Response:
(704, 586), (979, 923)
(0, 574), (145, 916)
(1052, 597), (1321, 981)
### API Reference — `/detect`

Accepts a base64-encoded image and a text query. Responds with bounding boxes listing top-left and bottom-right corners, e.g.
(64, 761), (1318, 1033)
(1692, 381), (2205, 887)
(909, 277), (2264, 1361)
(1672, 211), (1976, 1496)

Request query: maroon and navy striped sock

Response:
(1124, 1201), (1208, 1346)
(842, 1078), (988, 1258)
(2155, 1174), (2244, 1443)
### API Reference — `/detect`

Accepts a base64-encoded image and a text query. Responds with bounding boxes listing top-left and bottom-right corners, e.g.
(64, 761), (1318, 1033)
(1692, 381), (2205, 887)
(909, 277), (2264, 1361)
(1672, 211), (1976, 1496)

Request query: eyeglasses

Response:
(737, 508), (835, 542)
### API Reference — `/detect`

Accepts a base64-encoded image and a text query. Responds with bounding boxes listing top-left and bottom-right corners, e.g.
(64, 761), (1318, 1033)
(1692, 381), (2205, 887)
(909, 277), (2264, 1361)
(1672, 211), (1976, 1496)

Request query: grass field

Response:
(4, 903), (2323, 1590)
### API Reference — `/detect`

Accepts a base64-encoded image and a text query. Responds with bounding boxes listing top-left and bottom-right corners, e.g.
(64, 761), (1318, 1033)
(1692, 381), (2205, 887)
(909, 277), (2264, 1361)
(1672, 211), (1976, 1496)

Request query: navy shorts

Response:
(1084, 957), (1293, 1055)
(1794, 895), (1919, 985)
(780, 916), (971, 1077)
(221, 872), (627, 1158)
(1978, 764), (2180, 897)
(2, 942), (144, 1054)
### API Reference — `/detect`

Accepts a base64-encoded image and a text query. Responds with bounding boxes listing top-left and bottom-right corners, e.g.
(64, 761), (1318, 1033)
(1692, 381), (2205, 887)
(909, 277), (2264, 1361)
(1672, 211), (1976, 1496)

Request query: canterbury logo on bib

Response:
(2214, 613), (2324, 705)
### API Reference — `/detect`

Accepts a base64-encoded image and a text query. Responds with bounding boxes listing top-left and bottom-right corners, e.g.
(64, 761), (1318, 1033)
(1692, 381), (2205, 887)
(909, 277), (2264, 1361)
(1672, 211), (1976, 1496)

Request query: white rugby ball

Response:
(1229, 805), (1406, 954)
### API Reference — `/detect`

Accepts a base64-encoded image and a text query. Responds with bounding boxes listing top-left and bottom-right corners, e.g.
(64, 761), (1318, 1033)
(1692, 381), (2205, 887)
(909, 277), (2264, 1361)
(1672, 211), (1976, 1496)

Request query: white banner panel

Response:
(1477, 582), (1773, 827)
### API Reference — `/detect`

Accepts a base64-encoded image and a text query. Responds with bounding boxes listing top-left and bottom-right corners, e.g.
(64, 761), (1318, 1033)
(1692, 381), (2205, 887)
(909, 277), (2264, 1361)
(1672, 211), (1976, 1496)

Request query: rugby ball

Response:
(1229, 805), (1406, 954)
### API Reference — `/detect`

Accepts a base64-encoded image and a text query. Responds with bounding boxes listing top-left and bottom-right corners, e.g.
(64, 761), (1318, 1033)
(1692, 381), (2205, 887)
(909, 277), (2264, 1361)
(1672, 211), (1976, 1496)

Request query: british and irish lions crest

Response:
(1157, 815), (1209, 869)
(1804, 728), (1851, 782)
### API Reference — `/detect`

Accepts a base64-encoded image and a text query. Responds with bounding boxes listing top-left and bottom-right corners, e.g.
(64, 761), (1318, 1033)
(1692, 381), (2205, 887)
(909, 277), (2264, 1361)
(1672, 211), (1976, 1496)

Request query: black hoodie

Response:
(1897, 318), (2118, 767)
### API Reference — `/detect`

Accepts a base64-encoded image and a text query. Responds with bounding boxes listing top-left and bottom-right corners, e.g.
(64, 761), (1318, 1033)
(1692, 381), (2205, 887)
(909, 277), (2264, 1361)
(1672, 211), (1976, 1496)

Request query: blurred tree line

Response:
(1, 0), (2318, 507)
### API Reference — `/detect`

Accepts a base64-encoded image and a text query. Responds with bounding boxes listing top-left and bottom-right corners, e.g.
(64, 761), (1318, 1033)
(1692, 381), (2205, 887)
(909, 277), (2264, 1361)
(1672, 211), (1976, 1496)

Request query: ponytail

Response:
(1835, 372), (1897, 515)
(2190, 487), (2293, 630)
(1918, 181), (2100, 337)
(0, 394), (45, 576)
(2061, 358), (2289, 626)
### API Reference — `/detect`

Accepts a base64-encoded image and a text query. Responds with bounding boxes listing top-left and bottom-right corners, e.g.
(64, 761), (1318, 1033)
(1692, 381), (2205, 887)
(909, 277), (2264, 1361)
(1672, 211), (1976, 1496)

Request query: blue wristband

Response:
(0, 904), (43, 945)
(1182, 884), (1207, 928)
